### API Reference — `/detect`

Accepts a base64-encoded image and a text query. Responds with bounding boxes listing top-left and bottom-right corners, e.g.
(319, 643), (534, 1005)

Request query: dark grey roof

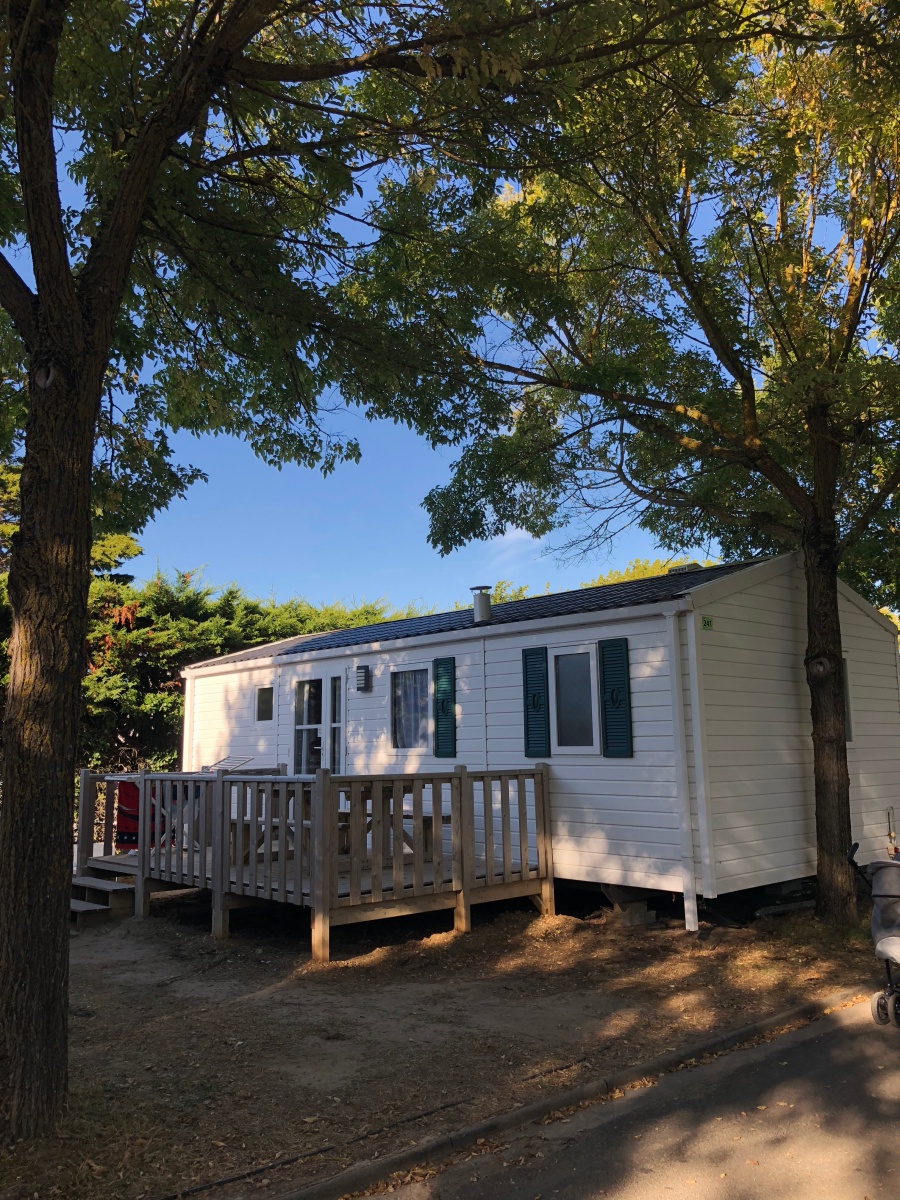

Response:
(186, 630), (328, 669)
(261, 559), (757, 660)
(184, 559), (763, 671)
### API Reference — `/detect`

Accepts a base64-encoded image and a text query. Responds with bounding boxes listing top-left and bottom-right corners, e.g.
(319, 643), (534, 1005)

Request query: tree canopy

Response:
(350, 20), (900, 923)
(0, 0), (785, 516)
(389, 31), (900, 610)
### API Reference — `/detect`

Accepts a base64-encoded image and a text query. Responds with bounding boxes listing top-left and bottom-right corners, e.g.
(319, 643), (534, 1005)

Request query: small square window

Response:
(391, 669), (429, 749)
(256, 686), (274, 722)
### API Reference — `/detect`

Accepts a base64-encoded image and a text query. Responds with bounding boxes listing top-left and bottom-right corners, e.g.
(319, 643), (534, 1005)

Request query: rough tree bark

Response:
(0, 357), (99, 1137)
(0, 0), (98, 1141)
(803, 398), (856, 925)
(803, 528), (857, 924)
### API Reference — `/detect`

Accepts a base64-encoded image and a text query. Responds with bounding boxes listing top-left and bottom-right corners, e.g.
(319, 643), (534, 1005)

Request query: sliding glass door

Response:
(294, 679), (323, 775)
(294, 674), (344, 775)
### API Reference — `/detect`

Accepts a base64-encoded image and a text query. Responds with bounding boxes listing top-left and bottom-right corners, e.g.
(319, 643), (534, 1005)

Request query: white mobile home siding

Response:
(482, 617), (684, 891)
(190, 666), (279, 769)
(695, 560), (900, 892)
(841, 590), (900, 863)
(275, 640), (487, 775)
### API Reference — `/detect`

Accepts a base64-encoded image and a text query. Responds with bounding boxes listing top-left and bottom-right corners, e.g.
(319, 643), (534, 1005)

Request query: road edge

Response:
(273, 984), (867, 1200)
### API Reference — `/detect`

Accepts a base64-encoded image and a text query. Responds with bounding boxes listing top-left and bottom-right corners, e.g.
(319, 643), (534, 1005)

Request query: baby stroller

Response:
(848, 835), (900, 1025)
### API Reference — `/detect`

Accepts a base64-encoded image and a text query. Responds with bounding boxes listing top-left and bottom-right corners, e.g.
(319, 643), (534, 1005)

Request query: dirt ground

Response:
(0, 887), (880, 1200)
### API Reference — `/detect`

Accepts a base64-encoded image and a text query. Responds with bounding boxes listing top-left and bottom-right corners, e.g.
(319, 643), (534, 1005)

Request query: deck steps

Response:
(71, 866), (136, 923)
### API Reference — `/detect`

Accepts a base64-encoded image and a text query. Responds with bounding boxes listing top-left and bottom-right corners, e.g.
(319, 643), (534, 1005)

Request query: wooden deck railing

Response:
(82, 763), (554, 961)
(310, 764), (554, 962)
(75, 771), (114, 872)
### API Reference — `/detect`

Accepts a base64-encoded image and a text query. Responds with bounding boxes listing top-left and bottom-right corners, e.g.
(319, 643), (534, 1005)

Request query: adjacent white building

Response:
(181, 554), (900, 925)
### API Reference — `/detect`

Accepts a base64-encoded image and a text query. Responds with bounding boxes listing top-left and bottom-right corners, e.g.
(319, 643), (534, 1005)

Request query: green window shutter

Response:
(598, 638), (633, 757)
(433, 657), (457, 758)
(522, 647), (551, 757)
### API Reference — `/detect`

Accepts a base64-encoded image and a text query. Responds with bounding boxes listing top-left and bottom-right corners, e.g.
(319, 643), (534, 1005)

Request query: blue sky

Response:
(126, 417), (678, 611)
(34, 143), (697, 613)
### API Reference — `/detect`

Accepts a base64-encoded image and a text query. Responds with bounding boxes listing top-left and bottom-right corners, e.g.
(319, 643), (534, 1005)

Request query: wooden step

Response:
(86, 853), (139, 878)
(72, 874), (134, 893)
(70, 897), (113, 928)
(72, 876), (135, 913)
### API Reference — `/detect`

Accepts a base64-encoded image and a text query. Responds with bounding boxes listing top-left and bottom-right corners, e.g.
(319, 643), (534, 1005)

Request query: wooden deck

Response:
(78, 765), (555, 962)
(89, 848), (539, 901)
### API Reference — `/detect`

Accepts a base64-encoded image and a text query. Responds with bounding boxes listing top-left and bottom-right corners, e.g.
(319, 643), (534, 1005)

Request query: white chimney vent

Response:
(667, 562), (702, 575)
(471, 585), (492, 624)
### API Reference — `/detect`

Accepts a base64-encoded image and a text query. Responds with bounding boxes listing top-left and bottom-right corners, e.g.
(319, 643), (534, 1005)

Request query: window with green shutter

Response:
(522, 647), (551, 757)
(598, 638), (633, 757)
(433, 657), (456, 757)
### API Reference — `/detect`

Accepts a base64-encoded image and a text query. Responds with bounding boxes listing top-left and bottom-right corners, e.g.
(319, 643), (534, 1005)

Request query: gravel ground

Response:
(0, 886), (879, 1200)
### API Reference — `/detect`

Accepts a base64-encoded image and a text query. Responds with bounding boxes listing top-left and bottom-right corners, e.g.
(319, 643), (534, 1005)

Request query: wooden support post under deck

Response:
(532, 762), (556, 917)
(212, 901), (230, 939)
(310, 767), (333, 963)
(453, 765), (472, 933)
(211, 770), (229, 940)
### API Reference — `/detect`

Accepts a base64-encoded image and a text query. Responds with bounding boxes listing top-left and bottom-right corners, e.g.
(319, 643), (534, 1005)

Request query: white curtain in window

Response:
(393, 669), (428, 748)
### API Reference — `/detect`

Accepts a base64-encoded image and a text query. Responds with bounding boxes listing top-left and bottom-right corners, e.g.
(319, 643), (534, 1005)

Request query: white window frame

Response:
(327, 669), (347, 775)
(548, 642), (601, 756)
(254, 682), (275, 725)
(389, 662), (433, 752)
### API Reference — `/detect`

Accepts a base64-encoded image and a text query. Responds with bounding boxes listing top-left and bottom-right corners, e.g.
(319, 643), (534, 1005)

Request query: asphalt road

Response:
(389, 999), (900, 1200)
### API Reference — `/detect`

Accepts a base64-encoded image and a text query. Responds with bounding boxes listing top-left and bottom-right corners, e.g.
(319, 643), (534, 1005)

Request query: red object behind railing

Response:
(114, 780), (158, 849)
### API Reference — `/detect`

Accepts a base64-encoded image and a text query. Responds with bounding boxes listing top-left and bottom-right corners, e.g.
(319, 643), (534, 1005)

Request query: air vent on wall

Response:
(355, 665), (372, 692)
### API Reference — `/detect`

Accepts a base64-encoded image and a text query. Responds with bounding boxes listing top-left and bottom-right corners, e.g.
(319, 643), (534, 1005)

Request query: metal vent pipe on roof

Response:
(471, 585), (492, 624)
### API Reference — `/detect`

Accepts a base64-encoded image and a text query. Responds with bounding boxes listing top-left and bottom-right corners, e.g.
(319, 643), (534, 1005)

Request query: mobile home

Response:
(181, 554), (900, 927)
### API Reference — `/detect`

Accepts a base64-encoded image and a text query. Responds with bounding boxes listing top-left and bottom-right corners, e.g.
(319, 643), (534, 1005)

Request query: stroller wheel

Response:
(889, 994), (900, 1029)
(872, 992), (891, 1025)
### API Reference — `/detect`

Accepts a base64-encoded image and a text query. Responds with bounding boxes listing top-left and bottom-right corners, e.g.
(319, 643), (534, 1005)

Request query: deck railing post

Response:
(310, 767), (333, 964)
(102, 778), (116, 857)
(211, 769), (230, 939)
(453, 764), (473, 933)
(134, 770), (151, 918)
(535, 763), (556, 916)
(76, 770), (95, 874)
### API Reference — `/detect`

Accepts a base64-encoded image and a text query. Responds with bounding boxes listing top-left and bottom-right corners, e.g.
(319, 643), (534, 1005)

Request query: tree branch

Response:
(77, 0), (281, 357)
(9, 0), (79, 340)
(472, 351), (816, 519)
(839, 455), (900, 555)
(608, 456), (798, 544)
(0, 253), (38, 352)
(231, 0), (757, 86)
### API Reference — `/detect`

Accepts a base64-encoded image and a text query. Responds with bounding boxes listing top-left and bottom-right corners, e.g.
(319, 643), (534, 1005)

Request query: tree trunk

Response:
(802, 531), (857, 925)
(0, 360), (98, 1139)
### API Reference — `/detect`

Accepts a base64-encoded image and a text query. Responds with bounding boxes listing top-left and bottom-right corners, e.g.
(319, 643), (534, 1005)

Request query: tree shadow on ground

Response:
(0, 884), (879, 1200)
